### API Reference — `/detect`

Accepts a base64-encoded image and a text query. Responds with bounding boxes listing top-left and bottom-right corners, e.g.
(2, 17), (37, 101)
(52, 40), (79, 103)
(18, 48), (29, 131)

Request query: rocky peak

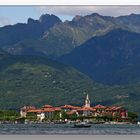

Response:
(27, 18), (39, 25)
(90, 13), (101, 17)
(72, 15), (83, 22)
(39, 14), (61, 24)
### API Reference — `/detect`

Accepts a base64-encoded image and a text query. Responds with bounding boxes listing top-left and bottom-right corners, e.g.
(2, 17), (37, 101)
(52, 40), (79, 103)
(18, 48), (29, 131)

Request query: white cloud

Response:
(36, 6), (140, 20)
(0, 17), (11, 27)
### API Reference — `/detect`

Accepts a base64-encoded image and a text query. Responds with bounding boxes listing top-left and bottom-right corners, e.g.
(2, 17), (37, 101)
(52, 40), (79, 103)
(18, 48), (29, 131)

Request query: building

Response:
(20, 94), (129, 122)
(20, 104), (61, 122)
(77, 107), (95, 117)
(93, 104), (107, 117)
(106, 106), (128, 119)
(60, 105), (80, 112)
(20, 106), (36, 118)
(85, 94), (90, 108)
(76, 94), (95, 117)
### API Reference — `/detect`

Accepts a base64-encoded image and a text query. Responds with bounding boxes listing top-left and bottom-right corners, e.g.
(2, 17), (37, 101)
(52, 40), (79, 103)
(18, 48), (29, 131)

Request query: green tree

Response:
(128, 112), (138, 120)
(68, 113), (78, 121)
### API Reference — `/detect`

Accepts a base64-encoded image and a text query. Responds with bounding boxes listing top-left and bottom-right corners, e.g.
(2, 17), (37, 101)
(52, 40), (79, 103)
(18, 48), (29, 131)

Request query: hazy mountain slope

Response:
(0, 52), (99, 109)
(0, 50), (140, 116)
(0, 14), (61, 48)
(1, 13), (122, 57)
(59, 29), (140, 85)
(116, 13), (140, 33)
(2, 13), (140, 58)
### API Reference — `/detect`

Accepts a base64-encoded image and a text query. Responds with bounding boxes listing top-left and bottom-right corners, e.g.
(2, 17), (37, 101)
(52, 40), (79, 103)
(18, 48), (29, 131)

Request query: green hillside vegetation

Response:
(0, 51), (140, 118)
(0, 110), (19, 121)
(0, 53), (100, 109)
(59, 29), (140, 85)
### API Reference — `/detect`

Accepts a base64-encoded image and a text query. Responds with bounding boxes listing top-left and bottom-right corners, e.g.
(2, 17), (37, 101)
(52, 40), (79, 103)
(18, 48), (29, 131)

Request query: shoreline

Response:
(0, 120), (138, 125)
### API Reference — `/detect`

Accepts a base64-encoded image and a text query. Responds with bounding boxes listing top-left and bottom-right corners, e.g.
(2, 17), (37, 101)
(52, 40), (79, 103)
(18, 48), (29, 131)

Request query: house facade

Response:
(20, 94), (128, 122)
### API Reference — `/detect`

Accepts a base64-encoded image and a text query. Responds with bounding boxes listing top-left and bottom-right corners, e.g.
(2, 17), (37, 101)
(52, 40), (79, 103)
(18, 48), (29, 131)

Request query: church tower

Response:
(85, 94), (90, 107)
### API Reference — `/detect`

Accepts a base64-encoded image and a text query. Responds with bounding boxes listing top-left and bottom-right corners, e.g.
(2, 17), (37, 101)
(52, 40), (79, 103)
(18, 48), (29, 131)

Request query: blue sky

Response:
(0, 6), (39, 24)
(0, 6), (73, 26)
(0, 6), (140, 27)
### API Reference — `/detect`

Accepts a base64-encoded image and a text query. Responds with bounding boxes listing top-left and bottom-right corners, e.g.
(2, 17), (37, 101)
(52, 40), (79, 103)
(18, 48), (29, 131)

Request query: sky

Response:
(0, 6), (140, 27)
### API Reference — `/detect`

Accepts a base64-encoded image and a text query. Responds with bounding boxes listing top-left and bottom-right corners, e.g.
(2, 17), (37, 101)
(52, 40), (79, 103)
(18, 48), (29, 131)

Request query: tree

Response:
(128, 112), (138, 120)
(68, 113), (78, 121)
(113, 112), (121, 121)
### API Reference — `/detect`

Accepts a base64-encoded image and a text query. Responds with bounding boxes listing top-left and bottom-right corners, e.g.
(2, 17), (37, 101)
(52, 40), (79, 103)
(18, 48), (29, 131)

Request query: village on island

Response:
(17, 94), (138, 125)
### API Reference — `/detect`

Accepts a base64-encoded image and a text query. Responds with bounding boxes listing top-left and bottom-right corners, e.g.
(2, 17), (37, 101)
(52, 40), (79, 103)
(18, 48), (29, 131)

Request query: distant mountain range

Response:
(2, 13), (140, 57)
(59, 29), (140, 85)
(0, 13), (140, 116)
(0, 14), (61, 48)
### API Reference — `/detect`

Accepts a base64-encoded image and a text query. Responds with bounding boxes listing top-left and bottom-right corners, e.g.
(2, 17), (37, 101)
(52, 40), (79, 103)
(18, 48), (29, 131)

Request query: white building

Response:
(85, 94), (90, 108)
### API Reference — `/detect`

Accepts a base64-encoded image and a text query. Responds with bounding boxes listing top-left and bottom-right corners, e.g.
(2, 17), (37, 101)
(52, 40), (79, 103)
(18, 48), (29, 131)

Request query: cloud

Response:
(0, 17), (11, 27)
(36, 6), (140, 19)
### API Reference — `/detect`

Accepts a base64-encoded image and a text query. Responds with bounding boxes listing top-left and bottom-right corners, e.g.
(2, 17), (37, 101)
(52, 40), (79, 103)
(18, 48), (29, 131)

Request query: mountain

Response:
(0, 48), (9, 58)
(116, 13), (140, 33)
(0, 14), (61, 48)
(1, 50), (140, 116)
(59, 29), (140, 85)
(0, 52), (99, 109)
(3, 13), (140, 58)
(2, 13), (118, 57)
(1, 13), (140, 116)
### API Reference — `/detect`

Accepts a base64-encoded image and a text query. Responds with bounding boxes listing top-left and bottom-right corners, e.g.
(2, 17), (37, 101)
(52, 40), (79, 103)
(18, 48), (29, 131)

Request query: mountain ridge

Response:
(2, 13), (140, 57)
(59, 28), (140, 85)
(0, 14), (61, 48)
(1, 13), (140, 116)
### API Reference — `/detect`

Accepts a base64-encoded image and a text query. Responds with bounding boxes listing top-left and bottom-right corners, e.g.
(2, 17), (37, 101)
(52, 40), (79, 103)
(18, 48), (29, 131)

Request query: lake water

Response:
(0, 124), (140, 135)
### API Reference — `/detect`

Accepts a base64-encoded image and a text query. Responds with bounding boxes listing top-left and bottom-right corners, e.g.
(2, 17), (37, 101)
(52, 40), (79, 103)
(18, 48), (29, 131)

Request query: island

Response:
(0, 94), (138, 124)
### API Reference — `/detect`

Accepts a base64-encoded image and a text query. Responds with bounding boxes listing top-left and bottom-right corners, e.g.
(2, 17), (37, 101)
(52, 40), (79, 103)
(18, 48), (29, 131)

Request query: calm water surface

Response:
(0, 124), (140, 135)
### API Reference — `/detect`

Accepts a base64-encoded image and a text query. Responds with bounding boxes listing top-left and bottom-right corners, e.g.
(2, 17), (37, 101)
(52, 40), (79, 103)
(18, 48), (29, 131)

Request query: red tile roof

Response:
(112, 106), (122, 110)
(54, 107), (61, 111)
(77, 107), (95, 111)
(42, 108), (55, 112)
(60, 105), (80, 109)
(26, 107), (59, 113)
(27, 109), (42, 113)
(22, 104), (124, 114)
(106, 106), (122, 111)
(105, 107), (112, 111)
(94, 104), (106, 109)
(66, 110), (77, 115)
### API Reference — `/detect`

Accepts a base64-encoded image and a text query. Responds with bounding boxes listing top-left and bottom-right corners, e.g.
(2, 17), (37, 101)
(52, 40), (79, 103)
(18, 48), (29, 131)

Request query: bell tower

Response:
(85, 94), (90, 107)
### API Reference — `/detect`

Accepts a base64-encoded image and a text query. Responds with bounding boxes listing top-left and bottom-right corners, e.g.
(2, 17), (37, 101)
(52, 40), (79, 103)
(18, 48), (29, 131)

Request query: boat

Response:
(72, 122), (91, 128)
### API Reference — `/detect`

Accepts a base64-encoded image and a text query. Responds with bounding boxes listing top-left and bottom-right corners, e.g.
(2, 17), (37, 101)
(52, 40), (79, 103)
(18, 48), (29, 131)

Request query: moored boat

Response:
(72, 122), (91, 128)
